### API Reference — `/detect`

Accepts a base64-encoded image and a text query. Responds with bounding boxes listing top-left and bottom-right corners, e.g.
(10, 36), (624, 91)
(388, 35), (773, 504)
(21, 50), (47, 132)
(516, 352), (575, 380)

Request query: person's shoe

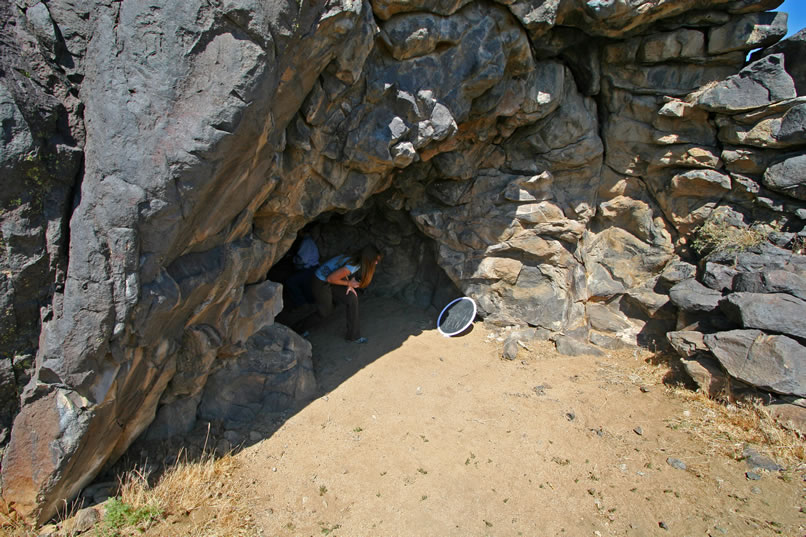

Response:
(350, 337), (368, 344)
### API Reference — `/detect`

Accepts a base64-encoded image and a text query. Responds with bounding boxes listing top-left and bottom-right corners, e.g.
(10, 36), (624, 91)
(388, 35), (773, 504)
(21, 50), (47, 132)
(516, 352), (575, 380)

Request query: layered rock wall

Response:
(1, 0), (803, 523)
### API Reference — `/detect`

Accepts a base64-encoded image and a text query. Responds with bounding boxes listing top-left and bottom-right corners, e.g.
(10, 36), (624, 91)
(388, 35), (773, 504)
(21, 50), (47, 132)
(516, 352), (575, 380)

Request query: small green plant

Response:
(353, 426), (362, 433)
(321, 523), (341, 535)
(319, 485), (328, 496)
(691, 215), (768, 256)
(98, 497), (161, 536)
(417, 467), (427, 474)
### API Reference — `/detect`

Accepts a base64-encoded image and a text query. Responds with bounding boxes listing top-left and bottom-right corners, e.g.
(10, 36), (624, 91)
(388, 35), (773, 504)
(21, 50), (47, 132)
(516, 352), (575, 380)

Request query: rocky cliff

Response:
(1, 0), (804, 524)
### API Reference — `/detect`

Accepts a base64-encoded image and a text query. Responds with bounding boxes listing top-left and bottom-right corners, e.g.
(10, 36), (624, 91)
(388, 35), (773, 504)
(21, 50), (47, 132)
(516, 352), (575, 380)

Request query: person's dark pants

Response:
(285, 266), (317, 308)
(311, 276), (360, 341)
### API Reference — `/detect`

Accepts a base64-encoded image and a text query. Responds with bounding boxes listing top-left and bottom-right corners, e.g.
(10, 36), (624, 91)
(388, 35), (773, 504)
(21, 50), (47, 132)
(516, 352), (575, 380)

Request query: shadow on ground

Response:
(94, 295), (440, 496)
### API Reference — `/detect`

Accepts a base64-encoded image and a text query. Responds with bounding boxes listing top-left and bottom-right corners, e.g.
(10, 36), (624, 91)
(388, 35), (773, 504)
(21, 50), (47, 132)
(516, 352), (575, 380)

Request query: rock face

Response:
(1, 0), (804, 523)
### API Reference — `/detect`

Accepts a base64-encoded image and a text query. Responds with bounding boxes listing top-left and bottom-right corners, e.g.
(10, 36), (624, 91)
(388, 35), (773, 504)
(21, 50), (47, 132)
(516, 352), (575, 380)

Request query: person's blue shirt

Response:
(315, 255), (359, 281)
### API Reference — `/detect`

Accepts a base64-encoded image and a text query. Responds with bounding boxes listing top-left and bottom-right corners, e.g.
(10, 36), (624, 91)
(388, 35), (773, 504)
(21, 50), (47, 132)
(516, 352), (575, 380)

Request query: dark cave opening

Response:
(269, 194), (462, 338)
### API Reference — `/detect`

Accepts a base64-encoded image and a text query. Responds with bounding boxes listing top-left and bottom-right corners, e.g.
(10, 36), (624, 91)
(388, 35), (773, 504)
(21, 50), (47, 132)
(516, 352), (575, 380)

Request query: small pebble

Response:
(659, 521), (669, 530)
(566, 412), (576, 421)
(746, 471), (761, 481)
(750, 486), (761, 494)
(633, 426), (643, 436)
(640, 386), (650, 393)
(594, 531), (602, 537)
(667, 457), (686, 470)
(272, 467), (277, 472)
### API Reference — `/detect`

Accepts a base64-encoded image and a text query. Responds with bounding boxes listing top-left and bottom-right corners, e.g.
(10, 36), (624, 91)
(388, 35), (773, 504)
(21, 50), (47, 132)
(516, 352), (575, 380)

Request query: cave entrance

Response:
(270, 194), (461, 338)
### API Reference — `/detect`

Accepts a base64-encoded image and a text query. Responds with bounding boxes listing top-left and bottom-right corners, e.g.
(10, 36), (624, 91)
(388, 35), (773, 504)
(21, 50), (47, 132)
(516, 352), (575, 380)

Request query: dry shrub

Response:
(0, 511), (36, 537)
(691, 215), (768, 255)
(666, 388), (806, 468)
(120, 450), (257, 537)
(611, 349), (805, 469)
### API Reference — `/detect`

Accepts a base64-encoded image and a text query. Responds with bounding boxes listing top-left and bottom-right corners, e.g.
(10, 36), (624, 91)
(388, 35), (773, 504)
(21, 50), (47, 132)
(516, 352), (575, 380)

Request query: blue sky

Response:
(780, 0), (806, 37)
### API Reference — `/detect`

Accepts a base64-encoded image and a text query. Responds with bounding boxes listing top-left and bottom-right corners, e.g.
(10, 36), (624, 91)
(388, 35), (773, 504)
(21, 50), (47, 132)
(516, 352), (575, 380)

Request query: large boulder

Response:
(763, 155), (806, 200)
(751, 28), (806, 95)
(669, 278), (723, 312)
(704, 329), (806, 397)
(721, 292), (806, 340)
(695, 54), (796, 113)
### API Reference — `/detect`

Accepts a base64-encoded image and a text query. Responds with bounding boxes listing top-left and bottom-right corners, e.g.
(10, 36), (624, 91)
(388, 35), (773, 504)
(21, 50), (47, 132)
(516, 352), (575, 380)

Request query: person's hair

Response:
(350, 245), (382, 289)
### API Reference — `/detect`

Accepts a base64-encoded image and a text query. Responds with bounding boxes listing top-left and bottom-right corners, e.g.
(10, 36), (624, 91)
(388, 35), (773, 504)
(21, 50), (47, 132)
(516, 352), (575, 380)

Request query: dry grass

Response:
(0, 511), (36, 537)
(691, 215), (769, 255)
(665, 388), (806, 468)
(620, 350), (806, 471)
(125, 450), (257, 537)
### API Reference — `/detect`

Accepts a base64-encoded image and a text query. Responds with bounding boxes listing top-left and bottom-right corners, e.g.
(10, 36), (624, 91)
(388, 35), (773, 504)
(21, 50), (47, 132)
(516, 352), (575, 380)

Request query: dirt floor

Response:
(219, 296), (806, 537)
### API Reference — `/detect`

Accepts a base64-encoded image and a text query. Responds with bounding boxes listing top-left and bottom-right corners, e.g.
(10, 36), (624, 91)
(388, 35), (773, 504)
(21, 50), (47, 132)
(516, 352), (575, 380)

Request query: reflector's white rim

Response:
(437, 297), (477, 337)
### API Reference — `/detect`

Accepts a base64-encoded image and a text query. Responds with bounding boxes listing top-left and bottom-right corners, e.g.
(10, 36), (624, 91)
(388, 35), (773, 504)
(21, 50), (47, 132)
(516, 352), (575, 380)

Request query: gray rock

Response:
(746, 471), (761, 480)
(721, 292), (806, 339)
(778, 103), (806, 144)
(658, 261), (697, 288)
(751, 28), (806, 95)
(696, 54), (796, 113)
(667, 331), (707, 358)
(589, 331), (632, 350)
(733, 270), (806, 301)
(62, 507), (100, 535)
(669, 278), (723, 313)
(704, 329), (806, 397)
(702, 262), (738, 292)
(763, 155), (806, 200)
(708, 11), (788, 55)
(503, 338), (520, 360)
(667, 457), (687, 470)
(743, 446), (783, 471)
(554, 335), (604, 357)
(198, 324), (314, 423)
(680, 354), (731, 397)
(587, 303), (632, 333)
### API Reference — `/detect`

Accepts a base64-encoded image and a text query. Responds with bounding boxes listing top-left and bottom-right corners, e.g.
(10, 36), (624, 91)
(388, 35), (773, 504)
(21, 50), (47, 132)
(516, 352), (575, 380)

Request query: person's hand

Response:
(346, 285), (357, 296)
(346, 277), (359, 296)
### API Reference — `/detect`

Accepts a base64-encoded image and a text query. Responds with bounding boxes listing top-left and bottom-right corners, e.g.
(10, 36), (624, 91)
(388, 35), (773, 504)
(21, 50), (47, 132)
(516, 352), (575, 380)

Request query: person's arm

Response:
(326, 266), (360, 295)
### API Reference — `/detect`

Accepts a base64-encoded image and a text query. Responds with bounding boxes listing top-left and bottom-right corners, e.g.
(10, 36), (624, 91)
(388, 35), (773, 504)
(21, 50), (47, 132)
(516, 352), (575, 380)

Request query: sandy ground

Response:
(221, 296), (806, 537)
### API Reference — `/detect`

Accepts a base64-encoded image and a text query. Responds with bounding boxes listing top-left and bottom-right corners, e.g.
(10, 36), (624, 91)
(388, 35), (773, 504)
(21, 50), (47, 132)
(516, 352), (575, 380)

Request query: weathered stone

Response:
(680, 355), (730, 397)
(733, 270), (806, 301)
(695, 54), (796, 113)
(751, 28), (806, 95)
(767, 401), (806, 433)
(554, 335), (604, 357)
(589, 331), (631, 349)
(639, 29), (705, 63)
(61, 507), (100, 535)
(587, 303), (632, 334)
(667, 330), (708, 358)
(721, 292), (806, 339)
(669, 278), (723, 312)
(198, 324), (314, 423)
(658, 261), (697, 288)
(702, 262), (738, 291)
(763, 155), (806, 200)
(704, 329), (806, 396)
(777, 103), (806, 144)
(707, 11), (788, 55)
